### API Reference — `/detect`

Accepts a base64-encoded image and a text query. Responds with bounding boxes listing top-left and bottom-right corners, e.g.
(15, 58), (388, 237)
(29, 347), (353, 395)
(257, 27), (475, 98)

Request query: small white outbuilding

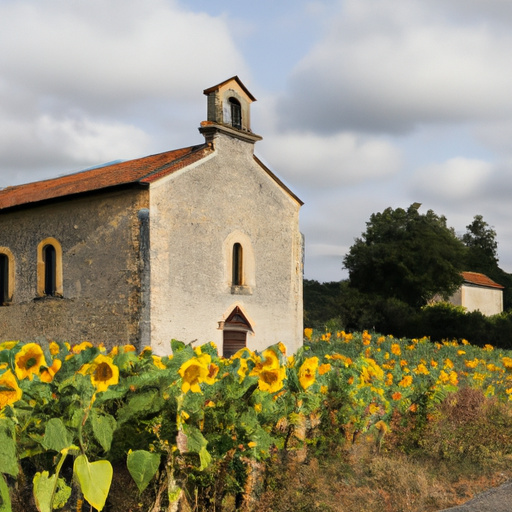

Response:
(449, 271), (504, 316)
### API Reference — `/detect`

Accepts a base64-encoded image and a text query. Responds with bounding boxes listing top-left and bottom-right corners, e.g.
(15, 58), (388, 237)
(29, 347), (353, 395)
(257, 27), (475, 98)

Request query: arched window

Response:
(43, 244), (56, 296)
(232, 243), (243, 286)
(37, 238), (63, 297)
(0, 248), (14, 306)
(0, 253), (8, 305)
(229, 97), (242, 130)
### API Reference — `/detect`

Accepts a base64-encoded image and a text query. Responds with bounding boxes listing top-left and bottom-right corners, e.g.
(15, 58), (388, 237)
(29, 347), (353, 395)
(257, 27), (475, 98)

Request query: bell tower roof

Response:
(200, 76), (262, 144)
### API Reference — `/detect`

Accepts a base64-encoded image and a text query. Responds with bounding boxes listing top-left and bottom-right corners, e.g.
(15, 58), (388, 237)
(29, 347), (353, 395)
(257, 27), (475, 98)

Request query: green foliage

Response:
(90, 411), (116, 452)
(73, 455), (113, 511)
(0, 475), (12, 512)
(303, 280), (343, 328)
(343, 204), (466, 307)
(0, 419), (18, 477)
(126, 450), (160, 493)
(42, 419), (72, 453)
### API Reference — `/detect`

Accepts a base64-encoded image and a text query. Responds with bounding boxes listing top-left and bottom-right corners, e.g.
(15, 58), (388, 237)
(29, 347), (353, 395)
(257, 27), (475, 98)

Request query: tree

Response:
(461, 214), (512, 310)
(343, 204), (466, 308)
(461, 215), (499, 272)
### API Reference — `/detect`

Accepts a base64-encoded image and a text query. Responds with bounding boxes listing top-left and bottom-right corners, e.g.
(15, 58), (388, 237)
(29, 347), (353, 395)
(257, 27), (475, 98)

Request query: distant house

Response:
(449, 272), (504, 316)
(0, 76), (304, 356)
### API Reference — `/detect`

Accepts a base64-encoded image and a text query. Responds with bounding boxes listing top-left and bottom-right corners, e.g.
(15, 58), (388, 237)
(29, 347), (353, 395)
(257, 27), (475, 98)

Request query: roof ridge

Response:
(138, 143), (210, 182)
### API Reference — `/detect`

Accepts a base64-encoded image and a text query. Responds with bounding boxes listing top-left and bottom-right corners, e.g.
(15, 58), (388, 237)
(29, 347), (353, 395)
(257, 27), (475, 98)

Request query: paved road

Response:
(438, 481), (512, 512)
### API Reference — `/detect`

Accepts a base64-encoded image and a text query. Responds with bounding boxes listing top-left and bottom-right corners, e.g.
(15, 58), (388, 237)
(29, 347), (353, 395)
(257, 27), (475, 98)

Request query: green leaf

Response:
(0, 421), (18, 477)
(42, 419), (72, 453)
(170, 339), (186, 353)
(73, 455), (112, 511)
(117, 390), (163, 425)
(182, 425), (211, 471)
(90, 411), (117, 452)
(33, 471), (55, 512)
(126, 450), (160, 493)
(198, 445), (212, 471)
(0, 474), (12, 512)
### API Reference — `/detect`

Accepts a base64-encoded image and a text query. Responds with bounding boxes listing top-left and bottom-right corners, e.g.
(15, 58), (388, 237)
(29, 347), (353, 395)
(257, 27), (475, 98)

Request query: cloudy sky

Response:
(2, 0), (512, 282)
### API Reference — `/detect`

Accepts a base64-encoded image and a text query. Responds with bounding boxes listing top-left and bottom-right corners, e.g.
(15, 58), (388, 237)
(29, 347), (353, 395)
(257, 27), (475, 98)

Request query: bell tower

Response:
(199, 76), (262, 144)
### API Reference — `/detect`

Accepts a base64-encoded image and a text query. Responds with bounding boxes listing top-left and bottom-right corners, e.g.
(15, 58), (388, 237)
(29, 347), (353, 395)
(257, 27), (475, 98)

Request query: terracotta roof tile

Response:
(0, 144), (212, 211)
(462, 271), (504, 289)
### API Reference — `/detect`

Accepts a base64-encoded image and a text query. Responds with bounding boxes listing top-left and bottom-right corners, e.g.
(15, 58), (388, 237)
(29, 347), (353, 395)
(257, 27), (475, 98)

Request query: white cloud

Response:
(409, 157), (493, 200)
(0, 114), (150, 186)
(258, 131), (402, 189)
(0, 0), (247, 113)
(280, 0), (512, 134)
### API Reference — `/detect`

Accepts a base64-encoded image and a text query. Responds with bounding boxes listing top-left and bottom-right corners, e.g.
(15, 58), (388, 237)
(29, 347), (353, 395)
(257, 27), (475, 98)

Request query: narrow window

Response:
(0, 254), (8, 305)
(37, 238), (63, 297)
(232, 243), (243, 286)
(229, 98), (242, 130)
(43, 244), (56, 296)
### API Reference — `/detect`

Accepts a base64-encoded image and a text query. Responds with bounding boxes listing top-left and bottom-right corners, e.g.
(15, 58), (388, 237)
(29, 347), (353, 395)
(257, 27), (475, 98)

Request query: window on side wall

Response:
(37, 238), (63, 297)
(0, 253), (9, 305)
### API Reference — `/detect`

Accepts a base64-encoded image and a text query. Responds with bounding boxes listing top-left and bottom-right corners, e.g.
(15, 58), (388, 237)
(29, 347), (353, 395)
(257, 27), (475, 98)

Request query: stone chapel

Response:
(0, 77), (304, 356)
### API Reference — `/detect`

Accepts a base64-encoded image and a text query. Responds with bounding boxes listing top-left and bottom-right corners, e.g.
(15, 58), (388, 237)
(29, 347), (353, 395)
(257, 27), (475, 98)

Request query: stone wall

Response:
(148, 131), (303, 355)
(0, 187), (148, 348)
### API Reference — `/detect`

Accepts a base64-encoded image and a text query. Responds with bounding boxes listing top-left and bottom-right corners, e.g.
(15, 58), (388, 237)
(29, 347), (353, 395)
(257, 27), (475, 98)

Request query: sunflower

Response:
(79, 355), (119, 392)
(152, 355), (166, 370)
(178, 354), (213, 393)
(250, 349), (286, 393)
(15, 343), (46, 380)
(39, 359), (62, 383)
(298, 356), (319, 390)
(0, 341), (18, 351)
(0, 369), (23, 409)
(72, 341), (93, 354)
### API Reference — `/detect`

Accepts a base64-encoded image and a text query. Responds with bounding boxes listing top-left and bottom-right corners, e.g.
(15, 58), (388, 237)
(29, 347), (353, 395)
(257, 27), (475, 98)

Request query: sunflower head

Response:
(79, 355), (119, 392)
(39, 359), (62, 383)
(257, 366), (286, 393)
(15, 343), (46, 381)
(298, 356), (319, 390)
(0, 369), (23, 409)
(178, 355), (211, 393)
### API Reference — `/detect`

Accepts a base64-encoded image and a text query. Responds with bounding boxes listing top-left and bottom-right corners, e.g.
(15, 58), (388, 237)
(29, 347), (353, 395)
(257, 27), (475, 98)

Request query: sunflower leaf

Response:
(73, 455), (112, 511)
(0, 473), (12, 512)
(90, 411), (117, 452)
(42, 419), (72, 453)
(126, 450), (160, 493)
(0, 420), (18, 477)
(33, 471), (56, 512)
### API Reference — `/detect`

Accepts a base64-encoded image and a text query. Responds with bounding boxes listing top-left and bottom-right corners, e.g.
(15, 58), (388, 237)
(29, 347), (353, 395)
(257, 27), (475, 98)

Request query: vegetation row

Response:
(2, 332), (512, 511)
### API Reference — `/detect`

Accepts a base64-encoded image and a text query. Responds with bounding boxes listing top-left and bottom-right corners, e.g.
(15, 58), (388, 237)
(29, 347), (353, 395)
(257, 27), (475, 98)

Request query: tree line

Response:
(304, 205), (512, 348)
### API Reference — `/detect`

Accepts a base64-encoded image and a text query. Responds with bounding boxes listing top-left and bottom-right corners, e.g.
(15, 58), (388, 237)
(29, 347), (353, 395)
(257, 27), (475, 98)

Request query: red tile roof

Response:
(0, 144), (212, 211)
(462, 272), (504, 289)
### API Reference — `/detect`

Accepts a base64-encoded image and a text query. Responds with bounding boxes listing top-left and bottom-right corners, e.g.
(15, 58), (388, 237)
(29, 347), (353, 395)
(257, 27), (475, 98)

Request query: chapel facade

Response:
(0, 77), (304, 356)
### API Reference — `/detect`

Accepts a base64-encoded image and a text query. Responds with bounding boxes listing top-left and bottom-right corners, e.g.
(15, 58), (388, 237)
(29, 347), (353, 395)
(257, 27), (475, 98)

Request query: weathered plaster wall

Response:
(0, 188), (148, 348)
(149, 132), (303, 355)
(456, 284), (503, 316)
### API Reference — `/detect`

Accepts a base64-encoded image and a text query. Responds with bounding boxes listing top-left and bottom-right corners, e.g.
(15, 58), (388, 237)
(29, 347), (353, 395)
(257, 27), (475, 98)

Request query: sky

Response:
(2, 0), (512, 282)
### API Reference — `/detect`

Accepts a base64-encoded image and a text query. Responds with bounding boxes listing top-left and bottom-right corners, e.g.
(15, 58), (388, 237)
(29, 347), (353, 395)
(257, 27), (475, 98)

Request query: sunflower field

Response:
(2, 331), (512, 512)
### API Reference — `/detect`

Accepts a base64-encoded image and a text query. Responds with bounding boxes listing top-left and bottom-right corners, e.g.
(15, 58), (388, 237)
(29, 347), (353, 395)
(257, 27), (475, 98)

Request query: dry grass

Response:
(256, 389), (512, 512)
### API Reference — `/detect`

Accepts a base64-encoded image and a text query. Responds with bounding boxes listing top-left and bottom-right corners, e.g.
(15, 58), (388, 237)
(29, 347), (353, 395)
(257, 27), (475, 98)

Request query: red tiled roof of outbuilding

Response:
(0, 143), (212, 211)
(462, 271), (504, 289)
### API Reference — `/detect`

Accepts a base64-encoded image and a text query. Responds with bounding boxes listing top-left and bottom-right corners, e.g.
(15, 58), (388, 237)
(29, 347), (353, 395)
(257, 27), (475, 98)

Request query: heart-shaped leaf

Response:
(73, 455), (112, 511)
(127, 450), (160, 493)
